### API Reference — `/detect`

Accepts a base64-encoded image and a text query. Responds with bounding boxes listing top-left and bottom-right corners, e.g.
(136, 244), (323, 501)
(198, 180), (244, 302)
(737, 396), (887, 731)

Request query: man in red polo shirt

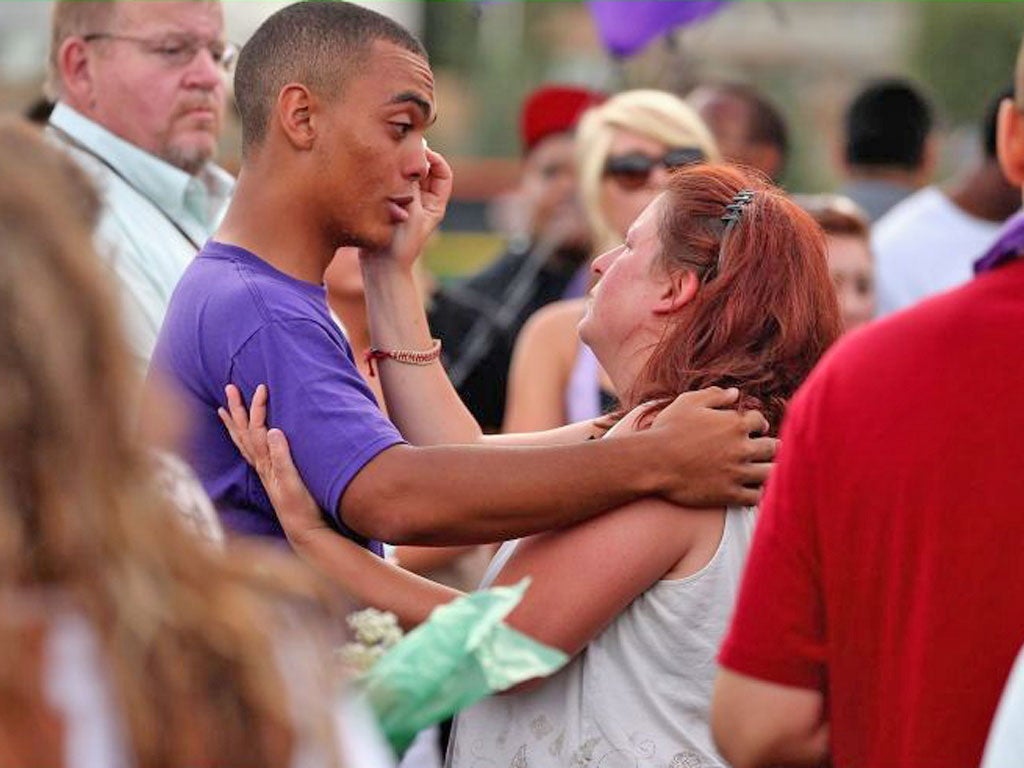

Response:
(711, 42), (1024, 768)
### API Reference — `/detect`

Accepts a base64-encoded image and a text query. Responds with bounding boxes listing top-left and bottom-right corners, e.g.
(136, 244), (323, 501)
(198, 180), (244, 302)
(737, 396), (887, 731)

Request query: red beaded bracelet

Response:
(365, 338), (442, 377)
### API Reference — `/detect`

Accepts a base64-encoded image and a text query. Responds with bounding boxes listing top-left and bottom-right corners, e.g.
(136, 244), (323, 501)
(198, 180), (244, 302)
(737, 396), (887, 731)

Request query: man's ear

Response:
(653, 269), (699, 316)
(997, 98), (1024, 187)
(56, 37), (95, 111)
(276, 84), (317, 151)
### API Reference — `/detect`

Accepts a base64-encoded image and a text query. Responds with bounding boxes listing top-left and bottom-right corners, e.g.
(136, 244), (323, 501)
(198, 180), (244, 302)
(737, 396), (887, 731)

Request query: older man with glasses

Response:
(46, 0), (236, 367)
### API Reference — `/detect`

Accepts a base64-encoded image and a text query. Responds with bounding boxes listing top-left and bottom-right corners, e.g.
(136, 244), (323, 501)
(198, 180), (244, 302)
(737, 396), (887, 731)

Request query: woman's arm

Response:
(391, 544), (493, 581)
(228, 411), (703, 650)
(251, 427), (461, 630)
(493, 495), (699, 657)
(502, 301), (581, 433)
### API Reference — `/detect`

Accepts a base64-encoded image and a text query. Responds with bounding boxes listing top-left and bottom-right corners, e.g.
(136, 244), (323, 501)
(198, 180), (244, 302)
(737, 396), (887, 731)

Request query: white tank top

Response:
(449, 507), (756, 768)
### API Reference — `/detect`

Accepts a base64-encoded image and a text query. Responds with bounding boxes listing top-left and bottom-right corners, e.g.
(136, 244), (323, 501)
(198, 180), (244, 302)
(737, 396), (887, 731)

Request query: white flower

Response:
(338, 607), (403, 674)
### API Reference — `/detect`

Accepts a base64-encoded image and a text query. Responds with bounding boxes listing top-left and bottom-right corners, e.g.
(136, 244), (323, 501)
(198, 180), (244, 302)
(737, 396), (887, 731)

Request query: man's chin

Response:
(163, 138), (217, 175)
(337, 226), (394, 255)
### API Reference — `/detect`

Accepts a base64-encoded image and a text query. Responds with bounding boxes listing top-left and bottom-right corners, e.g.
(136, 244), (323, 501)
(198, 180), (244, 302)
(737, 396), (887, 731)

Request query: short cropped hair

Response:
(234, 0), (427, 155)
(844, 79), (934, 170)
(46, 0), (118, 99)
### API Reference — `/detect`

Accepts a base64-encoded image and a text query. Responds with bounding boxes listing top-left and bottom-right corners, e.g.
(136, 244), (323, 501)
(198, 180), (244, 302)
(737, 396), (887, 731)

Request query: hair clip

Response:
(721, 190), (755, 225)
(707, 190), (756, 283)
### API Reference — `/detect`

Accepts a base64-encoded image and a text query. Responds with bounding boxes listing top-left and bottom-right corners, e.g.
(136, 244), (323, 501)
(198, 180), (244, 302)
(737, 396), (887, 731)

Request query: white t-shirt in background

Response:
(873, 186), (1006, 317)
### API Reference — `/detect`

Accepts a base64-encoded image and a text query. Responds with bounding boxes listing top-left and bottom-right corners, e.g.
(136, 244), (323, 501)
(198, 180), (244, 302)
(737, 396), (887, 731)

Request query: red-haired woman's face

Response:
(579, 196), (668, 378)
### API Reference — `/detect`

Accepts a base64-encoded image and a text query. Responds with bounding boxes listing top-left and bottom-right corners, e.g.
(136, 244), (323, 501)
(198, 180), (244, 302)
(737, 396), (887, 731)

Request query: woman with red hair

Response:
(224, 163), (841, 767)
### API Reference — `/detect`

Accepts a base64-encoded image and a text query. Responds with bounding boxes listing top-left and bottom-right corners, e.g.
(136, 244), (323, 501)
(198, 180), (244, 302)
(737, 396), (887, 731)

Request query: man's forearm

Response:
(361, 257), (483, 445)
(342, 437), (665, 545)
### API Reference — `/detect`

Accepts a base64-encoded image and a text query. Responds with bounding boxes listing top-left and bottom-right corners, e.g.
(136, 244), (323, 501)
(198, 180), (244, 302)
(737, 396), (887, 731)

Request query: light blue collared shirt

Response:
(48, 102), (234, 366)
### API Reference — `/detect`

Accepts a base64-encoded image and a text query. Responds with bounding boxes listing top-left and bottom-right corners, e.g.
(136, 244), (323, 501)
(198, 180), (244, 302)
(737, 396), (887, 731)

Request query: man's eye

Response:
(153, 40), (195, 62)
(157, 44), (189, 56)
(392, 123), (413, 138)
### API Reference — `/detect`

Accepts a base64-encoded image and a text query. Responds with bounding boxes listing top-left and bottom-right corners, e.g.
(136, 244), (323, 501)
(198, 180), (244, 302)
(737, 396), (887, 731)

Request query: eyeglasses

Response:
(603, 147), (707, 190)
(83, 33), (239, 74)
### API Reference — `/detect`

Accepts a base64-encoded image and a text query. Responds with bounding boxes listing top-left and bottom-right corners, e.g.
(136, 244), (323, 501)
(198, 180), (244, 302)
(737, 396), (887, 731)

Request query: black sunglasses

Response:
(603, 147), (707, 189)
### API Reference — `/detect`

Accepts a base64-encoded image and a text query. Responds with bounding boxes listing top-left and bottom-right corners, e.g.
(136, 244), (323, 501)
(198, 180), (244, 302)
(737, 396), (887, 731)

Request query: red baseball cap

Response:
(520, 85), (606, 154)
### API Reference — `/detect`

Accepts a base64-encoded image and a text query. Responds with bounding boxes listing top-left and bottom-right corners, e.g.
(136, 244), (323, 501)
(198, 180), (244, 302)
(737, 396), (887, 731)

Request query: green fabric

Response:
(356, 580), (567, 753)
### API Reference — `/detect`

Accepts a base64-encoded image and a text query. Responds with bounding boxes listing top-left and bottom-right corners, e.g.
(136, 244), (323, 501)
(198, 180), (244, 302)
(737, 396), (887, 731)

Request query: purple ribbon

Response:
(974, 210), (1024, 273)
(589, 0), (728, 57)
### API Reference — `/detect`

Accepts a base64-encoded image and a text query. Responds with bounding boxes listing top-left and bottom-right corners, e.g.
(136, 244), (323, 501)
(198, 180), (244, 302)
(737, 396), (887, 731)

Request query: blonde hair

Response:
(0, 119), (343, 768)
(576, 89), (720, 252)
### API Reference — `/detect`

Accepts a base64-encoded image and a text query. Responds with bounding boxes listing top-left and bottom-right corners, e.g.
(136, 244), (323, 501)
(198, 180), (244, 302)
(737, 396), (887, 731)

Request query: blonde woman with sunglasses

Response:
(503, 90), (720, 433)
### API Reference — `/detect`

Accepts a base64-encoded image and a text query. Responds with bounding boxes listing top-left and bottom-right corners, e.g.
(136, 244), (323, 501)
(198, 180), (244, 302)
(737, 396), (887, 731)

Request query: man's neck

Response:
(946, 162), (1022, 224)
(216, 167), (332, 284)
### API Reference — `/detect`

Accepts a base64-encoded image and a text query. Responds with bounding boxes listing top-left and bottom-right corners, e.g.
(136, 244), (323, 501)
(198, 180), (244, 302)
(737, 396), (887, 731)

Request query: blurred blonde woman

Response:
(503, 90), (720, 431)
(0, 121), (348, 768)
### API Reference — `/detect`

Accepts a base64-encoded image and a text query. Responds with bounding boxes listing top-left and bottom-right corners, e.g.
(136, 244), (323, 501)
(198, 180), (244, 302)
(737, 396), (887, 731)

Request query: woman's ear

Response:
(653, 269), (699, 315)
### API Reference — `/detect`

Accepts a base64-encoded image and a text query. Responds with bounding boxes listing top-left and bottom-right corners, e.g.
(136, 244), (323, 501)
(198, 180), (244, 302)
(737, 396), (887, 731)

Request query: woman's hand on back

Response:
(219, 385), (330, 548)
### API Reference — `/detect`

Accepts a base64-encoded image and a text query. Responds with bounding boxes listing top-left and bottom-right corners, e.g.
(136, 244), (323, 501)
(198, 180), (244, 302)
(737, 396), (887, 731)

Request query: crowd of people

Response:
(2, 1), (1023, 766)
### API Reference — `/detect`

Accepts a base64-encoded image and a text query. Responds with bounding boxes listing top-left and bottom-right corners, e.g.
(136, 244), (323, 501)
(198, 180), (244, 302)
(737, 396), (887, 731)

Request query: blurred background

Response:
(3, 0), (1021, 279)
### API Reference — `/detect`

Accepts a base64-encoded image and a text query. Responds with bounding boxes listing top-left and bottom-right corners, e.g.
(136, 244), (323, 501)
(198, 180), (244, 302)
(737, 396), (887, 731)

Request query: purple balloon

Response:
(589, 0), (728, 57)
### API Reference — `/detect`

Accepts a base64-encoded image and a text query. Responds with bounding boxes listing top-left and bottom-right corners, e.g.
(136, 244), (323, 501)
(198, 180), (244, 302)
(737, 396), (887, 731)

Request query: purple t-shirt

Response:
(151, 240), (403, 554)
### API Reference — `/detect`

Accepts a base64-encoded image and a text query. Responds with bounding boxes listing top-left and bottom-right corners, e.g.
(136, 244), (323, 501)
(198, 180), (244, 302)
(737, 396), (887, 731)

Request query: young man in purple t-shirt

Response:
(150, 1), (775, 550)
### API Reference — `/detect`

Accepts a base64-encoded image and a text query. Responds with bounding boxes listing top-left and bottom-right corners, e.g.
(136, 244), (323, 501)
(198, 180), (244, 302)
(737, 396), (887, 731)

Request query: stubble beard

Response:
(163, 138), (216, 176)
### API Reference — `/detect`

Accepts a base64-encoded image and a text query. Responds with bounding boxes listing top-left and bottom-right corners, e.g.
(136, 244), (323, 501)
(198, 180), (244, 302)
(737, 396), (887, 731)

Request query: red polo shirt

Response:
(720, 257), (1024, 767)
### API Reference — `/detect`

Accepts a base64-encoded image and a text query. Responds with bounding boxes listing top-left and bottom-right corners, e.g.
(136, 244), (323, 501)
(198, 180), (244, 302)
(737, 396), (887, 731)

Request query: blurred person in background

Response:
(795, 194), (875, 333)
(687, 81), (789, 182)
(838, 78), (936, 222)
(0, 120), (358, 768)
(874, 85), (1020, 316)
(711, 43), (1024, 768)
(428, 85), (604, 432)
(46, 0), (235, 367)
(220, 163), (841, 768)
(504, 90), (719, 432)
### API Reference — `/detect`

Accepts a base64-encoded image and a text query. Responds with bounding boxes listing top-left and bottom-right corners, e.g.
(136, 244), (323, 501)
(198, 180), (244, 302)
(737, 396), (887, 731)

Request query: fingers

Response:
(226, 384), (251, 433)
(425, 147), (453, 183)
(730, 486), (763, 507)
(679, 386), (740, 410)
(735, 461), (773, 488)
(250, 383), (267, 431)
(422, 148), (454, 206)
(744, 436), (779, 463)
(740, 408), (770, 437)
(219, 384), (273, 469)
(222, 384), (255, 461)
(217, 406), (251, 462)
